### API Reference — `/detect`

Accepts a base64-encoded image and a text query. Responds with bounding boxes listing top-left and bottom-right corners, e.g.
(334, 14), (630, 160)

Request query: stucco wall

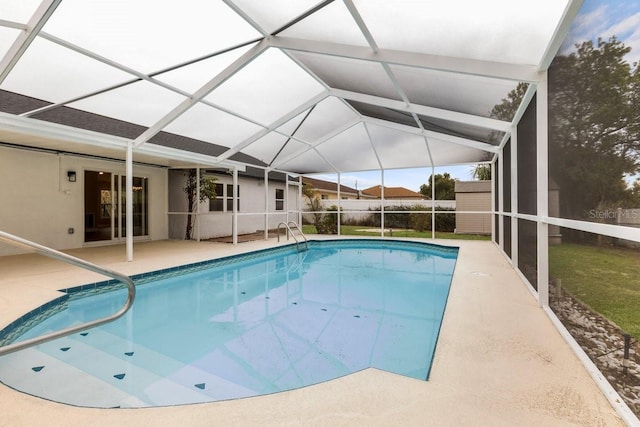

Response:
(0, 145), (168, 256)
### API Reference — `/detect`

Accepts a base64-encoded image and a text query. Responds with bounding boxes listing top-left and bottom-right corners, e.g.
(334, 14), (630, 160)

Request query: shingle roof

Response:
(0, 89), (266, 167)
(361, 185), (425, 199)
(302, 177), (357, 195)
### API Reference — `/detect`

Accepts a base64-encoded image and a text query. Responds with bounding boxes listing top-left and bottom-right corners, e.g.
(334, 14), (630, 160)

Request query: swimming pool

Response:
(0, 239), (457, 408)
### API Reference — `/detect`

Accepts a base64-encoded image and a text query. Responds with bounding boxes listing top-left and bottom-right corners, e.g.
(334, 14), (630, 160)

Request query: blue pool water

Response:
(0, 240), (457, 408)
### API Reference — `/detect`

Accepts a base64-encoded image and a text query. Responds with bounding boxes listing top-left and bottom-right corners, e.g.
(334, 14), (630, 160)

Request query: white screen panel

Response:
(2, 37), (134, 104)
(353, 0), (569, 65)
(163, 102), (264, 149)
(230, 0), (322, 34)
(244, 131), (311, 166)
(277, 147), (334, 174)
(275, 109), (308, 136)
(315, 123), (380, 171)
(68, 81), (186, 127)
(280, 1), (369, 46)
(390, 64), (519, 119)
(242, 131), (290, 164)
(418, 115), (503, 146)
(205, 48), (325, 125)
(0, 27), (19, 61)
(292, 51), (400, 100)
(367, 123), (431, 169)
(1, 0), (42, 24)
(292, 97), (361, 142)
(153, 43), (257, 95)
(42, 0), (261, 73)
(427, 137), (491, 166)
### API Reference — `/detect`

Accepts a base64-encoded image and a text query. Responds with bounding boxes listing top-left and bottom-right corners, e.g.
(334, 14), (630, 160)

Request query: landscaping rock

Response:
(550, 281), (640, 417)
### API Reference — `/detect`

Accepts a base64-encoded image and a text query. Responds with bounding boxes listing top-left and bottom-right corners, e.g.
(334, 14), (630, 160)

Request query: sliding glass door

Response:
(84, 171), (148, 242)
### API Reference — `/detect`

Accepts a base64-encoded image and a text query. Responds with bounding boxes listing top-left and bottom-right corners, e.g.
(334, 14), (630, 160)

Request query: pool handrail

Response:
(277, 221), (308, 251)
(0, 230), (136, 356)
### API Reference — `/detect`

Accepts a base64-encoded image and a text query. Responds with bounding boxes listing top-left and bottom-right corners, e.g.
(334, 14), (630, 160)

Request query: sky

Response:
(562, 0), (640, 185)
(562, 0), (640, 65)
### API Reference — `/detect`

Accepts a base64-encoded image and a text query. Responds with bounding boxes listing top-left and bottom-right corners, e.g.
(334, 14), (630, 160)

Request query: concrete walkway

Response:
(0, 238), (626, 426)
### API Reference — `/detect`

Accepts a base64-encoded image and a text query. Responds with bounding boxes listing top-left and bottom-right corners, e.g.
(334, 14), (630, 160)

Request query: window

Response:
(275, 188), (284, 211)
(209, 183), (239, 212)
(321, 195), (328, 200)
(227, 184), (239, 212)
(210, 183), (224, 211)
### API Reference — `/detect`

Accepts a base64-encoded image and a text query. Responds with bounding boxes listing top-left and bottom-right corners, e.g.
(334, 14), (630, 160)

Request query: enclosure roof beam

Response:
(331, 88), (512, 133)
(268, 36), (543, 83)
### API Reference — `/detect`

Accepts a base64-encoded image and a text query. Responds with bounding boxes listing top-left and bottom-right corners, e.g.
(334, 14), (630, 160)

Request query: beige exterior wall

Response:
(0, 145), (168, 256)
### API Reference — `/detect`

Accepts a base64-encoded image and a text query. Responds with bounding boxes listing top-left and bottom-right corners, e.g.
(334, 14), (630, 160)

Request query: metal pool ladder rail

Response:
(0, 230), (136, 356)
(277, 221), (308, 252)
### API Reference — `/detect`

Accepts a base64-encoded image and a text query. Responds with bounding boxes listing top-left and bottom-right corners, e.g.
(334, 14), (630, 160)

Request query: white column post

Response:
(285, 174), (289, 224)
(196, 167), (201, 242)
(232, 168), (238, 245)
(498, 146), (504, 251)
(431, 166), (436, 239)
(491, 160), (496, 242)
(126, 141), (133, 262)
(298, 178), (303, 227)
(264, 169), (269, 240)
(380, 170), (385, 237)
(537, 75), (549, 306)
(511, 125), (518, 268)
(337, 173), (342, 235)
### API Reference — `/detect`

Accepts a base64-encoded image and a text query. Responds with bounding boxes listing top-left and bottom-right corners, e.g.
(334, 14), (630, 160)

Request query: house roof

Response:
(302, 176), (357, 195)
(361, 185), (425, 199)
(0, 1), (577, 175)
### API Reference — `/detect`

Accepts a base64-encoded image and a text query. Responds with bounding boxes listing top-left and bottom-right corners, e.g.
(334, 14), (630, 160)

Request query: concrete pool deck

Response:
(0, 237), (628, 426)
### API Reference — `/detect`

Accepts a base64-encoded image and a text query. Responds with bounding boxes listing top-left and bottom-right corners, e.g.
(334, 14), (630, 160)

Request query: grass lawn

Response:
(301, 224), (490, 240)
(549, 243), (640, 339)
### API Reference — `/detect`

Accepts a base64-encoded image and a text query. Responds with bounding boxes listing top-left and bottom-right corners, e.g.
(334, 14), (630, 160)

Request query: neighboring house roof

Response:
(302, 177), (358, 195)
(361, 185), (425, 199)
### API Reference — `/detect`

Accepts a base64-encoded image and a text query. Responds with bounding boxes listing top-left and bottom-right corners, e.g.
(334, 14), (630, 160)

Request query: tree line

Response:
(490, 37), (640, 220)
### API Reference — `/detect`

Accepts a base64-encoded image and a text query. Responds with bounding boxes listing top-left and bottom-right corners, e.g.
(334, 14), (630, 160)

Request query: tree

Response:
(303, 184), (324, 229)
(302, 184), (338, 234)
(419, 173), (456, 200)
(548, 37), (640, 218)
(472, 164), (492, 180)
(491, 82), (529, 121)
(490, 38), (640, 220)
(184, 169), (217, 240)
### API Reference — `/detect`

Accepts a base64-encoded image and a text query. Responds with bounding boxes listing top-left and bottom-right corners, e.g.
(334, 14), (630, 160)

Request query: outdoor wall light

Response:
(67, 170), (76, 182)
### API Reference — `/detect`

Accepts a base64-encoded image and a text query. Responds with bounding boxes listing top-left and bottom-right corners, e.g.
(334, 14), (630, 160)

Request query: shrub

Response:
(316, 205), (338, 234)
